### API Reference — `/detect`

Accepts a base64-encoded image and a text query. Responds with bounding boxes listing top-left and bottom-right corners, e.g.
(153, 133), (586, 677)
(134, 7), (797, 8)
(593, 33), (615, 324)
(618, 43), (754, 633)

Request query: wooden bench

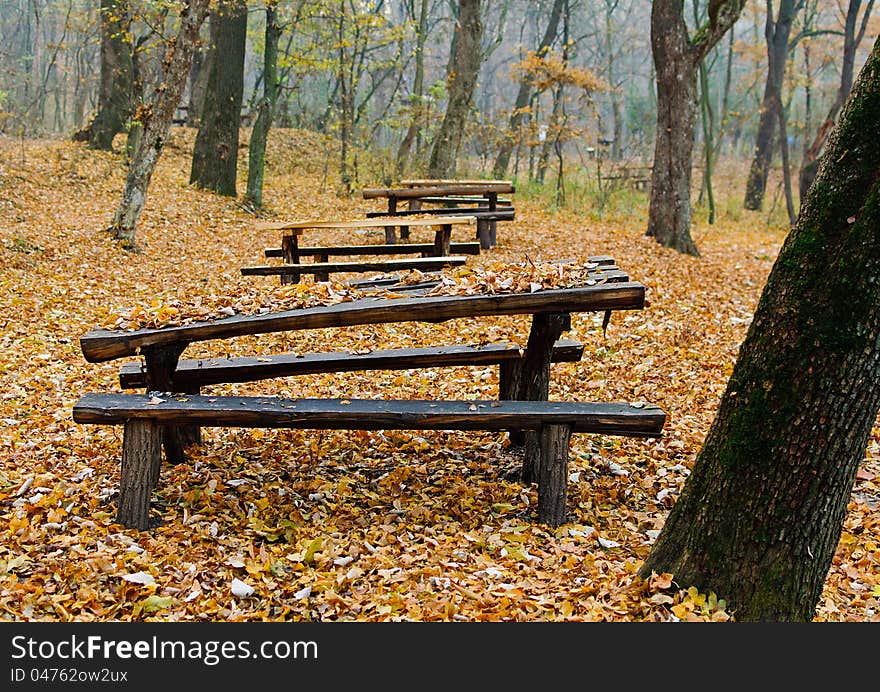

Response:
(118, 339), (585, 390)
(241, 255), (469, 283)
(361, 181), (515, 249)
(76, 275), (658, 529)
(73, 394), (665, 530)
(263, 241), (481, 261)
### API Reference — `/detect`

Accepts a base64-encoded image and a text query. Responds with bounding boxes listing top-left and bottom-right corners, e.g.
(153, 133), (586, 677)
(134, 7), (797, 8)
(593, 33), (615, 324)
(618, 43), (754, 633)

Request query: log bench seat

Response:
(263, 241), (482, 261)
(241, 255), (469, 283)
(72, 393), (666, 530)
(118, 339), (586, 391)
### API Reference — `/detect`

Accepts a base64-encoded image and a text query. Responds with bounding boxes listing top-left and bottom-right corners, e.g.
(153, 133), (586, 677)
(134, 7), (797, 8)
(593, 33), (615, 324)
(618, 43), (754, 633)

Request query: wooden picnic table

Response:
(76, 269), (662, 528)
(252, 216), (477, 283)
(361, 181), (515, 249)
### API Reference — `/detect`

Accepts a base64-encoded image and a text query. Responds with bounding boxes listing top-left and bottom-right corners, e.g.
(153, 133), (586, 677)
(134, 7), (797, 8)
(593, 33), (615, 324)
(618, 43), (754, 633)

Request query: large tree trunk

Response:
(743, 0), (798, 211)
(647, 0), (745, 256)
(189, 0), (248, 197)
(639, 36), (880, 622)
(108, 0), (210, 247)
(798, 0), (874, 201)
(492, 0), (564, 179)
(76, 0), (133, 150)
(428, 0), (483, 178)
(244, 1), (281, 209)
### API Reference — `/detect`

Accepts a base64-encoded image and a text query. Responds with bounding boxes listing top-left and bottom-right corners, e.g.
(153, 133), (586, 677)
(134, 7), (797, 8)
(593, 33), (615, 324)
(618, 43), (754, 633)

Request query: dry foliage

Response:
(0, 130), (877, 623)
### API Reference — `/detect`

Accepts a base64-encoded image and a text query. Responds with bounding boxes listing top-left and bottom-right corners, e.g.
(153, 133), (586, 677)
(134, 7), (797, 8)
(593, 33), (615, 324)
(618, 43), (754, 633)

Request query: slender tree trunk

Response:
(698, 58), (716, 224)
(107, 0), (210, 247)
(190, 0), (247, 197)
(492, 0), (564, 179)
(396, 0), (429, 177)
(798, 0), (874, 201)
(743, 0), (798, 211)
(428, 0), (483, 178)
(244, 1), (281, 209)
(75, 0), (133, 150)
(640, 36), (880, 622)
(646, 3), (699, 255)
(647, 0), (745, 255)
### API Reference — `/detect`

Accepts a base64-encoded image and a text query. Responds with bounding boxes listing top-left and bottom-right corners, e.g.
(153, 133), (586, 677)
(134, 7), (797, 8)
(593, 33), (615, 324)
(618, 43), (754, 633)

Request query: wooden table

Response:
(257, 215), (476, 256)
(79, 272), (651, 526)
(361, 181), (515, 249)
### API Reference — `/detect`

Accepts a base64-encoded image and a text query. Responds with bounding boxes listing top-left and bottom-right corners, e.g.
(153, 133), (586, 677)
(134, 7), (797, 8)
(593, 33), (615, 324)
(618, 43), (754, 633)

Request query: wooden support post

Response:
(281, 234), (301, 285)
(434, 224), (452, 256)
(477, 219), (491, 250)
(142, 342), (191, 466)
(487, 192), (498, 247)
(515, 312), (571, 483)
(117, 419), (162, 530)
(537, 423), (571, 527)
(499, 359), (524, 445)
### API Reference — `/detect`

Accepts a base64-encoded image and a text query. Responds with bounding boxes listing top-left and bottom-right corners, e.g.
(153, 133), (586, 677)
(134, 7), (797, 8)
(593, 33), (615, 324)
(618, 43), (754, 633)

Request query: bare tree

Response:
(190, 0), (248, 197)
(646, 0), (745, 255)
(107, 0), (210, 248)
(798, 0), (874, 201)
(743, 0), (801, 211)
(428, 0), (483, 178)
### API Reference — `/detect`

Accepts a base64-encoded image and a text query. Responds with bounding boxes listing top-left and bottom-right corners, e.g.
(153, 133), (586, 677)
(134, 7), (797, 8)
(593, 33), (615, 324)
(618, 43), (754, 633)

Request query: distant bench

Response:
(362, 181), (515, 249)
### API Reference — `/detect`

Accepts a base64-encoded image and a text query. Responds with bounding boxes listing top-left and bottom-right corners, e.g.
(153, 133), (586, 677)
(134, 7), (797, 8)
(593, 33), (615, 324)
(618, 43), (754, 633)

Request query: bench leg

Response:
(118, 420), (162, 530)
(477, 219), (491, 250)
(281, 234), (300, 285)
(385, 225), (397, 244)
(537, 423), (571, 527)
(516, 312), (571, 483)
(489, 220), (497, 247)
(142, 343), (192, 467)
(498, 360), (525, 446)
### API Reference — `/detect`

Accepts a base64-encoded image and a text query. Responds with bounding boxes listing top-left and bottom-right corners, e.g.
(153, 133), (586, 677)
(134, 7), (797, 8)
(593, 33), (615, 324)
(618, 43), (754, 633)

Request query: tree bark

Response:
(639, 36), (880, 622)
(646, 0), (745, 256)
(190, 0), (248, 197)
(245, 1), (281, 209)
(396, 0), (429, 177)
(76, 0), (133, 150)
(798, 0), (874, 201)
(108, 0), (210, 247)
(428, 0), (483, 178)
(492, 0), (564, 179)
(743, 0), (798, 211)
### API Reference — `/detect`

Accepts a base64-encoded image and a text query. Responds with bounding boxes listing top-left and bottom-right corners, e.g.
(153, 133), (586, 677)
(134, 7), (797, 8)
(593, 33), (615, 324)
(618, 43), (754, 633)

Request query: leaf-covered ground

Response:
(1, 131), (878, 622)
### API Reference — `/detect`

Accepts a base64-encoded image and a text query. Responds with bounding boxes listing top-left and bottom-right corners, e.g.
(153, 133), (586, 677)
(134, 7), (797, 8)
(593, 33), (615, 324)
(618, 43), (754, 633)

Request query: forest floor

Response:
(1, 130), (878, 622)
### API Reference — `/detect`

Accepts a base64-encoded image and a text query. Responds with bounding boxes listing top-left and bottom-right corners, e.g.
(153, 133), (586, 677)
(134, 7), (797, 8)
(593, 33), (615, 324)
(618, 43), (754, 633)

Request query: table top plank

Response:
(80, 282), (646, 363)
(362, 184), (514, 199)
(256, 216), (476, 232)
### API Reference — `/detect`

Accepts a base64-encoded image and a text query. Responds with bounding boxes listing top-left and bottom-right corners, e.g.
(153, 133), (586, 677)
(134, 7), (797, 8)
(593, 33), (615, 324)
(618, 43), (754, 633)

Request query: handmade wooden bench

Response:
(118, 339), (584, 391)
(73, 394), (665, 530)
(75, 272), (660, 529)
(361, 181), (515, 249)
(263, 241), (482, 262)
(241, 255), (469, 283)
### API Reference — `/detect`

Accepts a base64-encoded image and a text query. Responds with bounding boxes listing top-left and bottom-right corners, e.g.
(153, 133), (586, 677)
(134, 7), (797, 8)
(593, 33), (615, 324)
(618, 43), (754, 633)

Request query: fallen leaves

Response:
(1, 134), (878, 623)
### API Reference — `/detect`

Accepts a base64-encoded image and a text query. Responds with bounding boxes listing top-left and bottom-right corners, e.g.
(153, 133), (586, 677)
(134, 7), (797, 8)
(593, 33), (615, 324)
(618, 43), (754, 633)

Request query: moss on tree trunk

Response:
(639, 36), (880, 622)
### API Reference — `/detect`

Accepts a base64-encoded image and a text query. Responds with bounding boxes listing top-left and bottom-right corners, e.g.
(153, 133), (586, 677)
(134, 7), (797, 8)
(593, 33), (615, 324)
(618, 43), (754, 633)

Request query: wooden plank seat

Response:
(411, 196), (512, 206)
(72, 393), (666, 529)
(365, 208), (514, 249)
(241, 255), (469, 283)
(263, 241), (481, 261)
(344, 255), (620, 291)
(119, 339), (585, 390)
